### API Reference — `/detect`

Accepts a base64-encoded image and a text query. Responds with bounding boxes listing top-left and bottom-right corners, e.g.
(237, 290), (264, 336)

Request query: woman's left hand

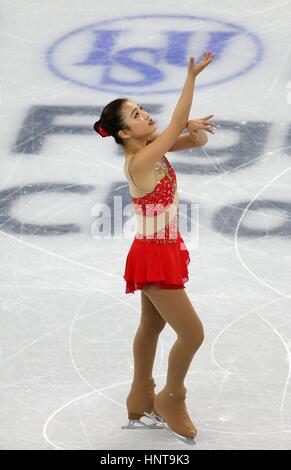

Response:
(187, 115), (216, 135)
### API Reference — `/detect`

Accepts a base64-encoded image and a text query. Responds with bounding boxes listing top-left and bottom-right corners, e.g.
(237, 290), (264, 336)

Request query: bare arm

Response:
(170, 129), (208, 151)
(130, 52), (215, 174)
(171, 72), (197, 130)
(171, 53), (215, 129)
(148, 112), (216, 151)
(148, 129), (208, 151)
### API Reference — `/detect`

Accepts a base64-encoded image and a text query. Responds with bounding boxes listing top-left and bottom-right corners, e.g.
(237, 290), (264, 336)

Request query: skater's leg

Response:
(141, 285), (204, 393)
(141, 285), (204, 441)
(123, 290), (166, 425)
(132, 290), (166, 385)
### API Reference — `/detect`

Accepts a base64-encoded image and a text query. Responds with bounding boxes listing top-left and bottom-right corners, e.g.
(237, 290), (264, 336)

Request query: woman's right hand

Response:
(188, 52), (214, 77)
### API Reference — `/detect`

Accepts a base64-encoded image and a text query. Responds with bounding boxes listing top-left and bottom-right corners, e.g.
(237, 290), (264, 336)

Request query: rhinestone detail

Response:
(131, 156), (179, 244)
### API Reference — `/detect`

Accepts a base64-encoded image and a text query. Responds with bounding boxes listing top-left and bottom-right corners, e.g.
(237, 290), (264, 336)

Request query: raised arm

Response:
(171, 65), (197, 130)
(131, 52), (215, 173)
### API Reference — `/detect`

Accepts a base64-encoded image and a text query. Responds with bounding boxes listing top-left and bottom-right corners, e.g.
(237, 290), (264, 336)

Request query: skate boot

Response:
(121, 377), (164, 429)
(148, 386), (196, 445)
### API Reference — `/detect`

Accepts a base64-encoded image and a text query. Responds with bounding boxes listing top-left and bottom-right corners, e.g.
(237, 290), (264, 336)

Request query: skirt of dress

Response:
(123, 231), (191, 294)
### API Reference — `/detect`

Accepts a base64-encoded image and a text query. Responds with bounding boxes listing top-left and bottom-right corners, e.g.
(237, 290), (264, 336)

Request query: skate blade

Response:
(121, 412), (164, 430)
(154, 416), (196, 446)
(144, 411), (163, 423)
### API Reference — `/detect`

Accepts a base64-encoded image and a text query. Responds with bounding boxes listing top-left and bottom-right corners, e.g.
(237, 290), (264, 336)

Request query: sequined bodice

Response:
(124, 143), (179, 243)
(132, 156), (177, 213)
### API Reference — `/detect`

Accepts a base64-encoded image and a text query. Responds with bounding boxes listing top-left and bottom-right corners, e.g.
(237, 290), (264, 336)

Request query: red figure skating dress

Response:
(123, 139), (190, 294)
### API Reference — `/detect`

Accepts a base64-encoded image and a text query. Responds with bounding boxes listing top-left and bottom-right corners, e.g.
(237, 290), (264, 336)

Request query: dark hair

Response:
(93, 98), (130, 147)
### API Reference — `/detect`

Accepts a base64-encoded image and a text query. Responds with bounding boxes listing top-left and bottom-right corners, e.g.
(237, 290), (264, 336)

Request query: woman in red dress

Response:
(93, 52), (215, 445)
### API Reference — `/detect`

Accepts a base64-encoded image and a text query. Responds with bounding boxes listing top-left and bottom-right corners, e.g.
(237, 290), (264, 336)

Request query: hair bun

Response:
(93, 119), (111, 137)
(93, 120), (101, 133)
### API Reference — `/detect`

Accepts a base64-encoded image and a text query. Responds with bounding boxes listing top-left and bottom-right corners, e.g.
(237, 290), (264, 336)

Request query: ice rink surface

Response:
(1, 0), (291, 450)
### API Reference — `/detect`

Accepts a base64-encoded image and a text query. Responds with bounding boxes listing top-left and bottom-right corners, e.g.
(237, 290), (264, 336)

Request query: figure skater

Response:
(93, 52), (215, 445)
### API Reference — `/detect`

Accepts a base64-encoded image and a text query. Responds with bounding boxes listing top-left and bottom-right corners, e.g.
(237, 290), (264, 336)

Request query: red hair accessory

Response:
(98, 123), (111, 137)
(94, 120), (111, 137)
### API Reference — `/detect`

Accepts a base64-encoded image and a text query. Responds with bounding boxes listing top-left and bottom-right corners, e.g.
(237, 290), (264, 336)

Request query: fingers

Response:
(197, 118), (216, 127)
(189, 118), (216, 134)
(189, 128), (215, 136)
(202, 120), (216, 127)
(202, 126), (215, 133)
(203, 123), (216, 133)
(189, 51), (214, 64)
(203, 51), (214, 60)
(201, 51), (215, 65)
(190, 126), (215, 134)
(188, 51), (214, 77)
(195, 126), (215, 134)
(188, 113), (217, 135)
(200, 115), (216, 129)
(201, 114), (214, 120)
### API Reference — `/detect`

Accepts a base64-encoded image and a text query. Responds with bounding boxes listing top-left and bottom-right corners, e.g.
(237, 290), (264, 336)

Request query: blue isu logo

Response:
(46, 14), (263, 95)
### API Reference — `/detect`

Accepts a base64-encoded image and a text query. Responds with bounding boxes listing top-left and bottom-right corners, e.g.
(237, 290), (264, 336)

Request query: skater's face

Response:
(119, 101), (156, 142)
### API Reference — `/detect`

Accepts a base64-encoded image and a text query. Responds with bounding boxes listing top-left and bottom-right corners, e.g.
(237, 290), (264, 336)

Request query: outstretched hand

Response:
(188, 52), (214, 77)
(187, 115), (216, 135)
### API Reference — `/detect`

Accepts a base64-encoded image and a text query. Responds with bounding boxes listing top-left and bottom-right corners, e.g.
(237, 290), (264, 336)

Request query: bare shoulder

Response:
(126, 153), (156, 190)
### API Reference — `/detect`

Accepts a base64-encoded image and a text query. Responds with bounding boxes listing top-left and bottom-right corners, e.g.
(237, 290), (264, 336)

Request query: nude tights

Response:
(131, 285), (204, 393)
